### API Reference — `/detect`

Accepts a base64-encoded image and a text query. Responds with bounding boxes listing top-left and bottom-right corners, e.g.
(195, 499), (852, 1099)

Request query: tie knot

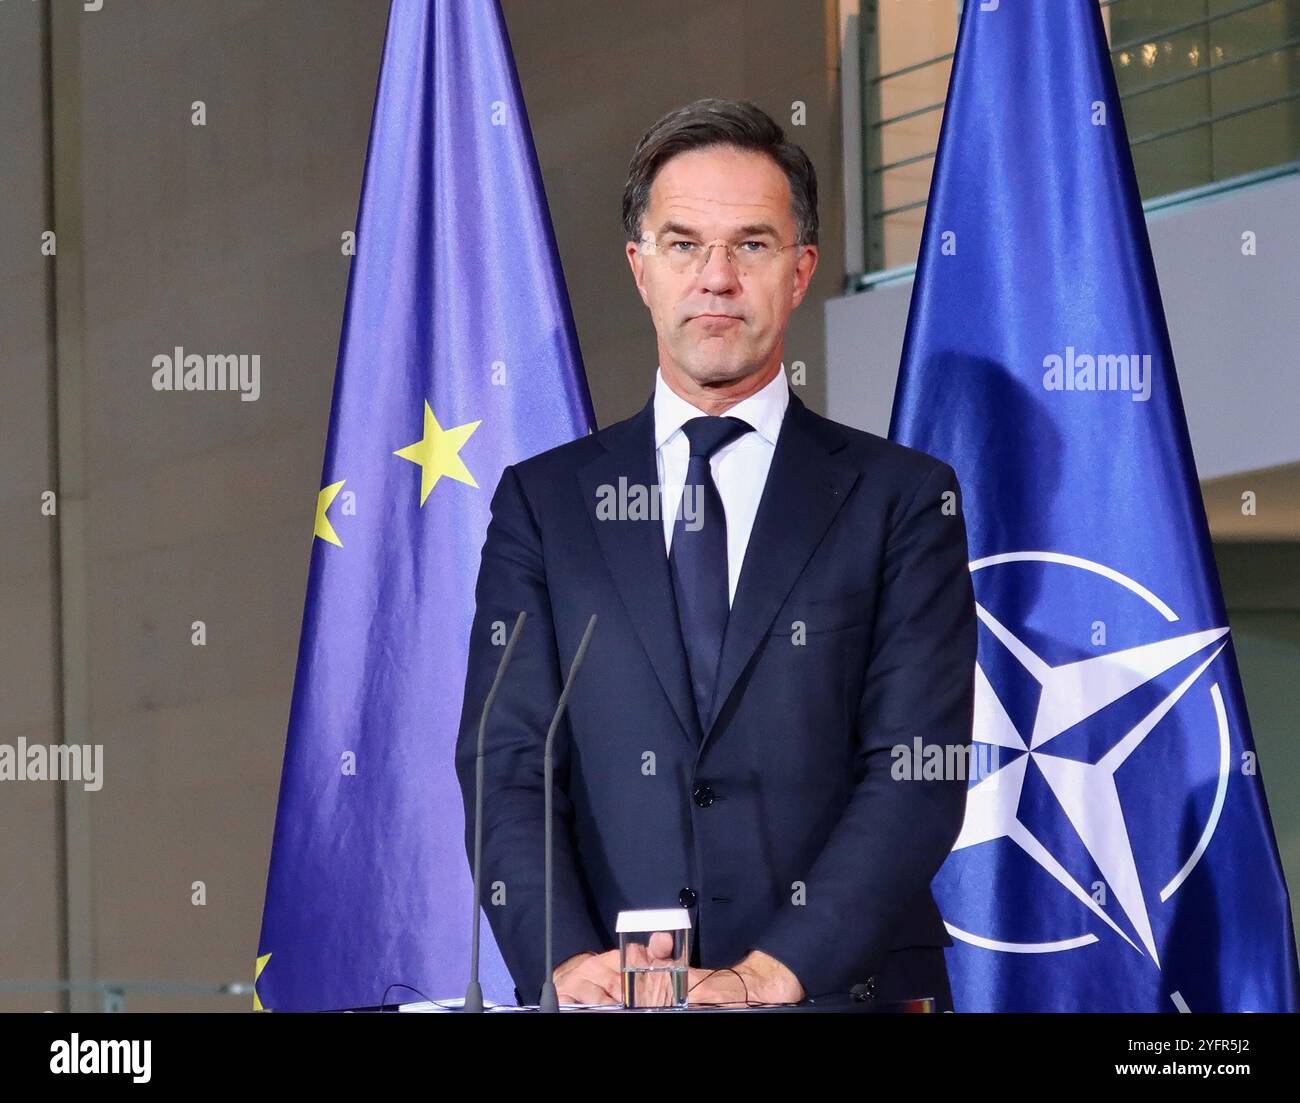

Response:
(681, 415), (752, 459)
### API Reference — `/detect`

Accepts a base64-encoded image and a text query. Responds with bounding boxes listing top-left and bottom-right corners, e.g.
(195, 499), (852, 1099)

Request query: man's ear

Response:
(626, 240), (651, 308)
(789, 244), (819, 310)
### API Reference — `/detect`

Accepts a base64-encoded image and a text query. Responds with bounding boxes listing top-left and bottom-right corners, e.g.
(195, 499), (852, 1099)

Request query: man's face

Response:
(626, 145), (818, 391)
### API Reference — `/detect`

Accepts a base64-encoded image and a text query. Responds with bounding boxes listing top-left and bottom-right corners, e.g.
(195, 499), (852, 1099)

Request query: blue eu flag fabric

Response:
(890, 0), (1299, 1012)
(256, 0), (594, 1011)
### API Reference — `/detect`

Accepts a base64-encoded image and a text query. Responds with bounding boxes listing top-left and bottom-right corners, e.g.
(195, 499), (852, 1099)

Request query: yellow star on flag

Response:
(314, 480), (346, 546)
(393, 400), (481, 506)
(253, 952), (272, 1012)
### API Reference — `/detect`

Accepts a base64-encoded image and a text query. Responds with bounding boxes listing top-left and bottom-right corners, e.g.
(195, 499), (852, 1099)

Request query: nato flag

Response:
(890, 0), (1299, 1011)
(256, 0), (594, 1011)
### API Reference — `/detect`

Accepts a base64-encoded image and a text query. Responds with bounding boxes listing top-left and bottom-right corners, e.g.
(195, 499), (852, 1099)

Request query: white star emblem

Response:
(953, 604), (1229, 966)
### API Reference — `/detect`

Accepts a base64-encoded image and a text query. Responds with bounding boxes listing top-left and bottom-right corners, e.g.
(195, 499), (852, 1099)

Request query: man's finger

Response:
(558, 977), (606, 1005)
(568, 958), (622, 1003)
(647, 930), (675, 961)
(592, 962), (624, 1002)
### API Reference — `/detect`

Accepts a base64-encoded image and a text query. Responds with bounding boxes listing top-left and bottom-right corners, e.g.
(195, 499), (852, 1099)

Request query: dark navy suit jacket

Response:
(455, 389), (977, 1003)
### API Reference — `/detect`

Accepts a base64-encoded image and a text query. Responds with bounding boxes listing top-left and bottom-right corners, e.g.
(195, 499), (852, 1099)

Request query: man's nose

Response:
(696, 243), (741, 294)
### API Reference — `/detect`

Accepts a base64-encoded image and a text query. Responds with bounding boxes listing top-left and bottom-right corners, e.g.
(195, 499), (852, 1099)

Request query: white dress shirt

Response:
(654, 364), (790, 607)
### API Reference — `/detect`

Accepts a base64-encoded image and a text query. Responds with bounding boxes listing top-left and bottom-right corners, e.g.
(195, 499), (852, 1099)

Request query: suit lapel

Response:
(576, 389), (860, 753)
(577, 394), (703, 746)
(702, 392), (860, 745)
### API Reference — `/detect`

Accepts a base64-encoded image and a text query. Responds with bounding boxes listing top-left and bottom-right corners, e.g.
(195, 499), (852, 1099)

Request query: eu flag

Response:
(890, 0), (1299, 1012)
(256, 0), (594, 1011)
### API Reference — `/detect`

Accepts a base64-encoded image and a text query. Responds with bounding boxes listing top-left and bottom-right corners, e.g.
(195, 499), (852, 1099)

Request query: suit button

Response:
(678, 887), (698, 908)
(692, 784), (715, 807)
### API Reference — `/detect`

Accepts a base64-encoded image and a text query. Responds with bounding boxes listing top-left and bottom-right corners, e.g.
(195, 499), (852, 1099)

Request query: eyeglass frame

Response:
(637, 231), (806, 273)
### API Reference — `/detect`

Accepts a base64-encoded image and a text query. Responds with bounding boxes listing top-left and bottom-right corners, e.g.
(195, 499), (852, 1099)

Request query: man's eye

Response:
(667, 240), (698, 253)
(738, 240), (769, 253)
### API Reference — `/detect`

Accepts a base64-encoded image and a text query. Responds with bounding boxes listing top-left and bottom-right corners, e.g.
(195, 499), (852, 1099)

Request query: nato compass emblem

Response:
(940, 551), (1232, 969)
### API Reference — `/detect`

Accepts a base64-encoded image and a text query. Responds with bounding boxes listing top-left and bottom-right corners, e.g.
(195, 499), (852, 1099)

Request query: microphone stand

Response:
(463, 611), (527, 1014)
(538, 614), (598, 1013)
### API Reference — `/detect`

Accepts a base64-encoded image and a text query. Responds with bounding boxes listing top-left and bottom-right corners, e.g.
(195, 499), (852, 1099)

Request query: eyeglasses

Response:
(639, 233), (803, 274)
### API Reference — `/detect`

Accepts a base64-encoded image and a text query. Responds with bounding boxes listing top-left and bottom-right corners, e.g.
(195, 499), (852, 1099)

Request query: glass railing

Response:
(855, 0), (1300, 278)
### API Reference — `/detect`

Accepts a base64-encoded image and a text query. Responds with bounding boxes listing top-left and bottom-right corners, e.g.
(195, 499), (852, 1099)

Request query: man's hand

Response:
(687, 949), (805, 1006)
(561, 933), (681, 1007)
(552, 949), (621, 1005)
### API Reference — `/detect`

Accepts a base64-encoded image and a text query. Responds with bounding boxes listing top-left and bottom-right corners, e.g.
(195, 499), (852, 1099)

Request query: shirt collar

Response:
(653, 364), (790, 451)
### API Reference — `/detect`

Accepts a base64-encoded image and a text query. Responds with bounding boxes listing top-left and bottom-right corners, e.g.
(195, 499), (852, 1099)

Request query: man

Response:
(455, 99), (976, 1009)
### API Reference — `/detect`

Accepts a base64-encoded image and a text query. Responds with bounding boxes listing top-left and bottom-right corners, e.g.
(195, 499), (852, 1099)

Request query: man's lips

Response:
(689, 313), (743, 324)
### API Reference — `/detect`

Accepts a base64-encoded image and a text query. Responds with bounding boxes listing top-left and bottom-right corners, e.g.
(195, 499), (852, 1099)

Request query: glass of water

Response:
(616, 908), (691, 1009)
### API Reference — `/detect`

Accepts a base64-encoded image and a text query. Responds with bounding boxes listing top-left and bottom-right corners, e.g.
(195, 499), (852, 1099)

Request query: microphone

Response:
(538, 613), (598, 1014)
(463, 610), (527, 1014)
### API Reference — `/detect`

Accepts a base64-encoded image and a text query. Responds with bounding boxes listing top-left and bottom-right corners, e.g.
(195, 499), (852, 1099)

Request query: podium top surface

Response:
(343, 993), (937, 1014)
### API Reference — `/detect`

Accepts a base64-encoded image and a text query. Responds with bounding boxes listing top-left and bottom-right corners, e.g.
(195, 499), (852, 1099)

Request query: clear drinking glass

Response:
(616, 908), (691, 1009)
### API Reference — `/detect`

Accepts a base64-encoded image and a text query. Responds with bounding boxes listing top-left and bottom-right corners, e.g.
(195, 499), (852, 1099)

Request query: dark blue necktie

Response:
(668, 415), (753, 732)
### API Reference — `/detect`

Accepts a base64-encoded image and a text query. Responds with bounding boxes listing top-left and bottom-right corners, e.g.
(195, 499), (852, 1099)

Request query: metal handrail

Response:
(1129, 88), (1300, 146)
(874, 197), (929, 220)
(872, 50), (954, 86)
(870, 148), (940, 176)
(873, 99), (945, 129)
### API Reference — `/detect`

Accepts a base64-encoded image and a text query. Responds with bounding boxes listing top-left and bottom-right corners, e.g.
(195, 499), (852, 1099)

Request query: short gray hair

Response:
(621, 99), (819, 246)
